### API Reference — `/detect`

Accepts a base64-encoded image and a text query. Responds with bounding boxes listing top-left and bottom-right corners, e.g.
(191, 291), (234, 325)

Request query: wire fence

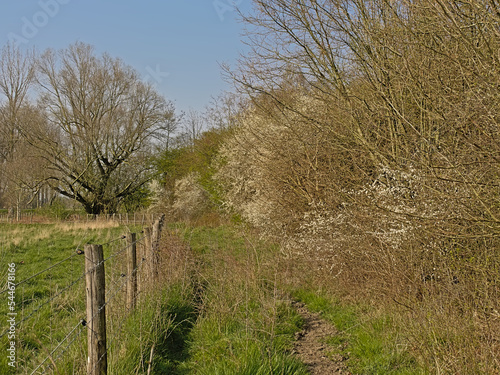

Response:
(0, 252), (81, 296)
(0, 214), (165, 375)
(0, 212), (157, 226)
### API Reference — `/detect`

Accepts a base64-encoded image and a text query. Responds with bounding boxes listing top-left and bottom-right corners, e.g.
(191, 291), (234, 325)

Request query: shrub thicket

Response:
(215, 1), (500, 372)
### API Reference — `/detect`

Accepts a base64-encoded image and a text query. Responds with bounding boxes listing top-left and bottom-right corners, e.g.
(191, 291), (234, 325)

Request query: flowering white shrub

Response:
(172, 172), (210, 220)
(216, 95), (332, 229)
(146, 179), (166, 211)
(215, 88), (498, 290)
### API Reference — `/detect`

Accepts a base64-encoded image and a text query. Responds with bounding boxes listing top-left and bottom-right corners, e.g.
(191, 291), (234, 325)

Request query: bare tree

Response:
(0, 43), (40, 213)
(206, 91), (245, 129)
(0, 43), (36, 161)
(1, 131), (47, 219)
(24, 42), (176, 214)
(155, 103), (179, 152)
(178, 109), (204, 149)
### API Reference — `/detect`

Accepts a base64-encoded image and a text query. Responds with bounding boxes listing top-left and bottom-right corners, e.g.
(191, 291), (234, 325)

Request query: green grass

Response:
(107, 282), (197, 375)
(167, 223), (424, 374)
(180, 302), (306, 375)
(171, 223), (308, 375)
(102, 222), (306, 374)
(292, 289), (426, 375)
(0, 220), (431, 374)
(0, 222), (143, 374)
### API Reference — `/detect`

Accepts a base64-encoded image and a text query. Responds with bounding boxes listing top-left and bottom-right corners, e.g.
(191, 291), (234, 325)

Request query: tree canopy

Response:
(0, 42), (177, 214)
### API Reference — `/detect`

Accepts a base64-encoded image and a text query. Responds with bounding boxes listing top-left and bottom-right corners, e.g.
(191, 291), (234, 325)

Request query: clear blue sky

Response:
(0, 0), (251, 115)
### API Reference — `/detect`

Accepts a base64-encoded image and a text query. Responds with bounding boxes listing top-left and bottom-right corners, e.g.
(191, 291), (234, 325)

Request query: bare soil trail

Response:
(292, 301), (351, 375)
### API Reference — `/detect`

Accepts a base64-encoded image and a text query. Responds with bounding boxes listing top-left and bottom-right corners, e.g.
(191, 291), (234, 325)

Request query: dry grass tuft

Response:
(56, 221), (120, 231)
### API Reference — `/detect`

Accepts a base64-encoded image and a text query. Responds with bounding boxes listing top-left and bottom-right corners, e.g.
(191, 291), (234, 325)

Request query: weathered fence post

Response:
(85, 244), (107, 375)
(126, 233), (138, 310)
(151, 215), (165, 282)
(143, 227), (153, 281)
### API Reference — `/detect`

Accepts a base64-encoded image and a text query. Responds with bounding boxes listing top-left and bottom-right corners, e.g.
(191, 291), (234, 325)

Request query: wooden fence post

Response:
(143, 227), (153, 282)
(85, 244), (107, 375)
(126, 233), (138, 310)
(151, 215), (165, 282)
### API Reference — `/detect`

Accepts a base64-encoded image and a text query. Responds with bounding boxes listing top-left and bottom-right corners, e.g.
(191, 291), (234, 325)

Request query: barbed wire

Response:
(81, 234), (146, 292)
(101, 234), (127, 246)
(29, 254), (150, 375)
(2, 232), (148, 339)
(0, 251), (83, 295)
(101, 234), (146, 264)
(0, 271), (86, 338)
(29, 320), (83, 375)
(40, 324), (86, 375)
(89, 256), (149, 375)
(2, 222), (158, 373)
(1, 231), (146, 296)
(48, 324), (86, 372)
(86, 254), (147, 328)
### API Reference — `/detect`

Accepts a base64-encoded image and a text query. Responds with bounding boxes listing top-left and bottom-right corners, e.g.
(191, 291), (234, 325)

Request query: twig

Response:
(392, 297), (414, 312)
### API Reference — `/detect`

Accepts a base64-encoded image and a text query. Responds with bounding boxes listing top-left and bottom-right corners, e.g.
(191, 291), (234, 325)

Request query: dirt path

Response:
(292, 301), (350, 375)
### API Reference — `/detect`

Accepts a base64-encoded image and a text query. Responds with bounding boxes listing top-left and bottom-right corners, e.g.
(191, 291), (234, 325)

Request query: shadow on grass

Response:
(152, 304), (196, 375)
(150, 280), (207, 375)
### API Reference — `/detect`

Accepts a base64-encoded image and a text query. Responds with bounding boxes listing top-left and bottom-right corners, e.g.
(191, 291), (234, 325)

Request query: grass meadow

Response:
(0, 219), (429, 374)
(0, 221), (145, 374)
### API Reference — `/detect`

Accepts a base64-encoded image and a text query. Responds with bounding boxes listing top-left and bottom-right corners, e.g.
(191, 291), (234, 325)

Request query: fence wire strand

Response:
(28, 249), (148, 374)
(86, 253), (147, 328)
(29, 320), (84, 375)
(43, 325), (86, 375)
(0, 252), (82, 295)
(2, 220), (158, 373)
(0, 271), (87, 338)
(89, 256), (148, 375)
(102, 234), (146, 264)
